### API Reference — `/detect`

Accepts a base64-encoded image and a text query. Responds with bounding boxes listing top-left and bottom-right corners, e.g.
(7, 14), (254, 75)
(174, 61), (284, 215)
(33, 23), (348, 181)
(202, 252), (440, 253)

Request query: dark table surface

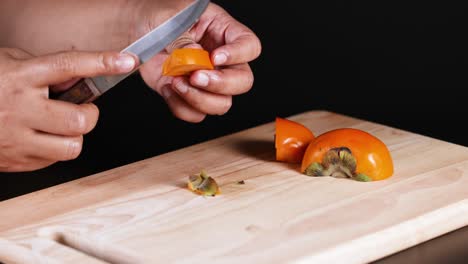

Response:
(1, 0), (467, 262)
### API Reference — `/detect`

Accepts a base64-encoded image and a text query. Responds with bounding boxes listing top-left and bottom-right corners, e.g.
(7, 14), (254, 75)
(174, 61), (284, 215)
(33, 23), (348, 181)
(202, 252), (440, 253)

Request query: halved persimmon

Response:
(162, 48), (214, 76)
(275, 117), (315, 163)
(301, 128), (393, 181)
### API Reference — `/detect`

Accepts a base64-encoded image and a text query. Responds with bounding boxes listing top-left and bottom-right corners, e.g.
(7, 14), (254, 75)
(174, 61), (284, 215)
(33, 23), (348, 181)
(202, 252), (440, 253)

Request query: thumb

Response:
(25, 51), (138, 86)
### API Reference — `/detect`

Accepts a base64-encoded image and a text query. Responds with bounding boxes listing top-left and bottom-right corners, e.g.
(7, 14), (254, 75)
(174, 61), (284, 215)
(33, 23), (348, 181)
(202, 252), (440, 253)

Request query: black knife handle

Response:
(52, 78), (101, 104)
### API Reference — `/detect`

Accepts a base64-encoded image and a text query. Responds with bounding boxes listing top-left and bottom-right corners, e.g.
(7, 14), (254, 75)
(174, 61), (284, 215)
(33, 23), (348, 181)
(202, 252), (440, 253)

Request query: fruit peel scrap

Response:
(188, 170), (220, 197)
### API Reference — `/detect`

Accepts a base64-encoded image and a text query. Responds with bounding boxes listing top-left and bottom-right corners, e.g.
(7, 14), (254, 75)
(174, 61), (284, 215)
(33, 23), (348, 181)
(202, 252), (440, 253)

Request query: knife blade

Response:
(53, 0), (210, 104)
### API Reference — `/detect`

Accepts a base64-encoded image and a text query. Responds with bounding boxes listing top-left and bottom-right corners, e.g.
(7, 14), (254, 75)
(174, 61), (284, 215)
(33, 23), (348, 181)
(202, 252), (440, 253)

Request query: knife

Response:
(53, 0), (210, 104)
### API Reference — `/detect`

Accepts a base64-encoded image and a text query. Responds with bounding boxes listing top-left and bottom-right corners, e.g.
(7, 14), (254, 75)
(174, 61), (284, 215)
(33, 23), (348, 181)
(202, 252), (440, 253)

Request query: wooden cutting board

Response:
(1, 110), (468, 264)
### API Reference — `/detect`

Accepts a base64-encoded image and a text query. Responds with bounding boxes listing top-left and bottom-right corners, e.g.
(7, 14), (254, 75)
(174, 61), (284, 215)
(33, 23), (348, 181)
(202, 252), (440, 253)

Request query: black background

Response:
(1, 1), (467, 262)
(3, 0), (467, 199)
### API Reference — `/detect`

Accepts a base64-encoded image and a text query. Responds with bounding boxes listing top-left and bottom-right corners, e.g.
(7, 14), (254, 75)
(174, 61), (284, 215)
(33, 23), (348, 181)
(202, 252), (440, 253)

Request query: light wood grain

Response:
(0, 237), (59, 264)
(0, 237), (106, 264)
(1, 110), (467, 264)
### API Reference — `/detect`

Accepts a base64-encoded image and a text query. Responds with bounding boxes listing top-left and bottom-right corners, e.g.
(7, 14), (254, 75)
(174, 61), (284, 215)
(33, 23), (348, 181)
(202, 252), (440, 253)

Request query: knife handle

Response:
(52, 78), (101, 104)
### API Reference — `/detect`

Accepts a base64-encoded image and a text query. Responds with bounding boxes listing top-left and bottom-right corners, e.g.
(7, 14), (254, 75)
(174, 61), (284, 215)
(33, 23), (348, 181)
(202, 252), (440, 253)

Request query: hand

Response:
(139, 3), (262, 122)
(0, 48), (137, 172)
(0, 1), (262, 123)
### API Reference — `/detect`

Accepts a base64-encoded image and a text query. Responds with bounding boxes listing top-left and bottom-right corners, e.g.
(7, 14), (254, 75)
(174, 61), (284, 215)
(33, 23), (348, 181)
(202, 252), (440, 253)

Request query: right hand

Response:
(0, 48), (137, 172)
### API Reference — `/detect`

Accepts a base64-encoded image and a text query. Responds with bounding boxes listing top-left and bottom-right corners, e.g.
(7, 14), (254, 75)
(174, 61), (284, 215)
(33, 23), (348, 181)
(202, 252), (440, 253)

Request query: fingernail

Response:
(115, 54), (136, 71)
(194, 72), (210, 87)
(174, 80), (189, 94)
(213, 52), (228, 65)
(162, 86), (172, 99)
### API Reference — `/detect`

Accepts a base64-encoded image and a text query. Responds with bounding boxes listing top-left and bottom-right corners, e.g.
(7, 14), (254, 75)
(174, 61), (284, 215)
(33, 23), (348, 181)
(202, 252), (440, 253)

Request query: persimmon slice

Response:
(275, 117), (315, 164)
(163, 48), (214, 76)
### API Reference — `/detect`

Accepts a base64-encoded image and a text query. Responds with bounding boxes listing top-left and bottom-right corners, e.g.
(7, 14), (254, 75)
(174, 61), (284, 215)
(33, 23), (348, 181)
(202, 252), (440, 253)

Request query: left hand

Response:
(139, 3), (262, 122)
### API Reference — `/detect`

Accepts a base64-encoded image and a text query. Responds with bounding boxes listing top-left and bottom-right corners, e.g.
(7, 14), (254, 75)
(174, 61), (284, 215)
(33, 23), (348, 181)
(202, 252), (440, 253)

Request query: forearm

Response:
(0, 0), (136, 55)
(0, 0), (193, 56)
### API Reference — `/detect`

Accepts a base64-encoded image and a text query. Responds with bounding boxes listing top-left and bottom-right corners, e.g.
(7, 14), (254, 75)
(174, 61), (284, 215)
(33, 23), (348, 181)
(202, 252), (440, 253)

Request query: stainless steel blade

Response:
(92, 0), (209, 94)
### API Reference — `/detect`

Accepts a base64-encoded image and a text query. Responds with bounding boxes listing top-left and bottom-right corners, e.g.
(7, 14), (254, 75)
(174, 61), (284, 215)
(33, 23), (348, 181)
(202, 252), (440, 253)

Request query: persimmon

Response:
(162, 48), (214, 76)
(301, 128), (393, 181)
(275, 117), (315, 163)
